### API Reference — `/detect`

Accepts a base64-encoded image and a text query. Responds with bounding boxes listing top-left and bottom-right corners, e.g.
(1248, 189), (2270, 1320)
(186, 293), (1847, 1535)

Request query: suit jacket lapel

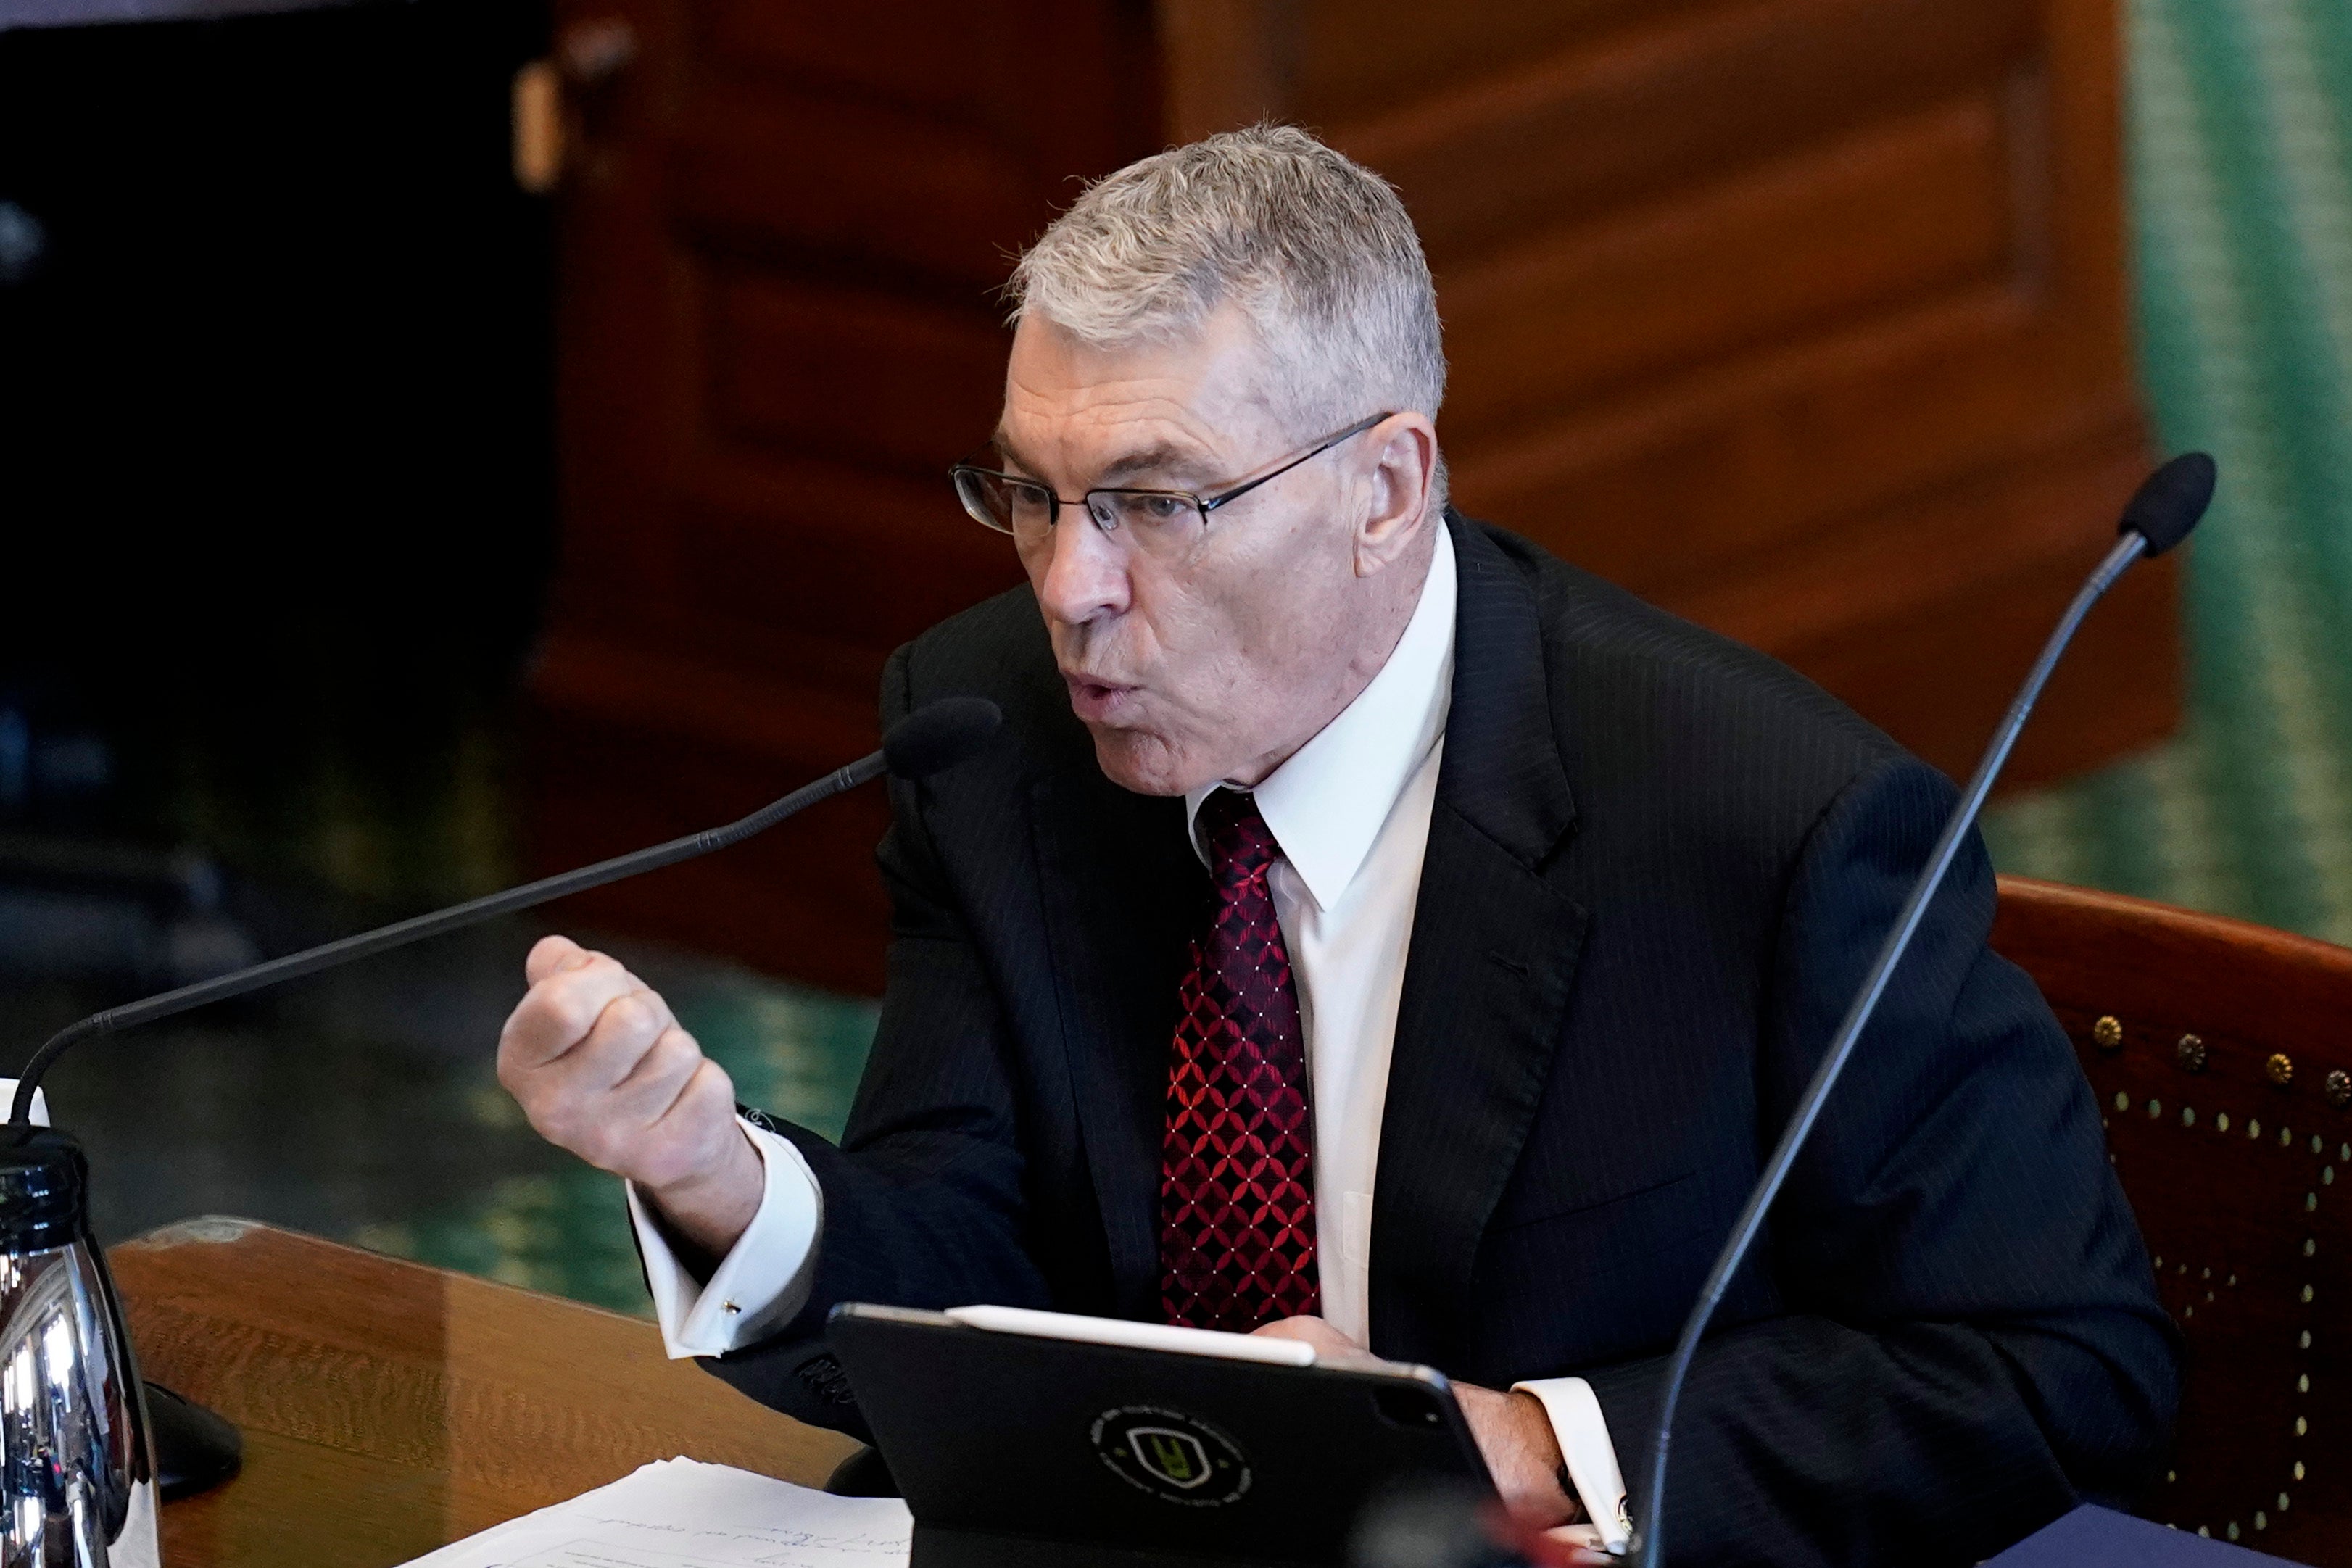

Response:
(1369, 516), (1589, 1358)
(1031, 764), (1200, 1318)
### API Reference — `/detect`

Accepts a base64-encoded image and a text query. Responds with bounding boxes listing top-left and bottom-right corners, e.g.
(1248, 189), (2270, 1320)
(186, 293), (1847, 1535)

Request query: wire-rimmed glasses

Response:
(950, 411), (1393, 562)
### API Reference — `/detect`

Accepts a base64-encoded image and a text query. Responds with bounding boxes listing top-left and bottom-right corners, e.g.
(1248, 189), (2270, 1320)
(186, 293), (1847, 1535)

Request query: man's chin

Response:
(1086, 726), (1205, 797)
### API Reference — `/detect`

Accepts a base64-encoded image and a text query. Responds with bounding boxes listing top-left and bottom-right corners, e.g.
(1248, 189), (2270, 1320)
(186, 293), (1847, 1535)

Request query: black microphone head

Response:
(2120, 451), (2217, 556)
(882, 697), (1002, 780)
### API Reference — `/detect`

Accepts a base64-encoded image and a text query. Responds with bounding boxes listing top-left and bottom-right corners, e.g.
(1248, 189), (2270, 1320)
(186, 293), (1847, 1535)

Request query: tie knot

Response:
(1197, 789), (1281, 884)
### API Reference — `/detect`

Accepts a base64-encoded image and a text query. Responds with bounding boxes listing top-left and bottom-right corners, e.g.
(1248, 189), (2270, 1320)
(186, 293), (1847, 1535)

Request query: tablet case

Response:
(828, 1303), (1494, 1568)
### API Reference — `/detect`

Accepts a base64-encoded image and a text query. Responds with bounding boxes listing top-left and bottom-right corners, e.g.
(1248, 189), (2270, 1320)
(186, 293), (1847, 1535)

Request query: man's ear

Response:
(1354, 412), (1438, 577)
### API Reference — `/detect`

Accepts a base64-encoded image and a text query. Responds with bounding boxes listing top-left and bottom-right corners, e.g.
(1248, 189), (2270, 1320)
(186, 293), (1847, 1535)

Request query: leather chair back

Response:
(1992, 875), (2352, 1562)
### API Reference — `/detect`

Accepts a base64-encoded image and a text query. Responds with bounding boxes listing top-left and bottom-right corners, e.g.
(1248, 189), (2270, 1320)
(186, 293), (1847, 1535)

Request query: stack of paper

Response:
(402, 1457), (913, 1568)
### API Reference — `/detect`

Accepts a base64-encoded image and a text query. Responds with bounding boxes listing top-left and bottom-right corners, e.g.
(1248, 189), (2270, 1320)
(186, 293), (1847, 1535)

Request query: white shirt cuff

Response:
(1513, 1375), (1631, 1553)
(626, 1116), (823, 1359)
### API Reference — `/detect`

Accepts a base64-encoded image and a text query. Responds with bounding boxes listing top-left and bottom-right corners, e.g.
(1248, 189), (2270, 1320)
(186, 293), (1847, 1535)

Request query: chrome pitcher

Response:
(0, 1129), (158, 1567)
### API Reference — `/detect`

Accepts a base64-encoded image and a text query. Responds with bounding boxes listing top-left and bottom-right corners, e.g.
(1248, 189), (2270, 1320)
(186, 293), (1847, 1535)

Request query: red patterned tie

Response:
(1159, 788), (1320, 1331)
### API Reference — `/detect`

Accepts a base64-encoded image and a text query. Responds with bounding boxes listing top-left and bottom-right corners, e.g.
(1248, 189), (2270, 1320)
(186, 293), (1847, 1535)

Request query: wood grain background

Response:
(530, 0), (2170, 990)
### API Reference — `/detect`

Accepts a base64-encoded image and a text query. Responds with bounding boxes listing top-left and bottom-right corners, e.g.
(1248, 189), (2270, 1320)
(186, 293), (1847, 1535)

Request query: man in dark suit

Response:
(497, 125), (2177, 1564)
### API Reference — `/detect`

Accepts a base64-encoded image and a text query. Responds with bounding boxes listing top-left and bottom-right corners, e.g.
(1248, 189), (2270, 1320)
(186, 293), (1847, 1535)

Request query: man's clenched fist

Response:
(497, 935), (765, 1257)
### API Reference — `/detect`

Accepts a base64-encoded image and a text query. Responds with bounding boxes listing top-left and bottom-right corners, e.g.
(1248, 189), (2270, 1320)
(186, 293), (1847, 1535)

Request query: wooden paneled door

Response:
(539, 0), (2171, 990)
(1164, 0), (2173, 795)
(531, 1), (1156, 990)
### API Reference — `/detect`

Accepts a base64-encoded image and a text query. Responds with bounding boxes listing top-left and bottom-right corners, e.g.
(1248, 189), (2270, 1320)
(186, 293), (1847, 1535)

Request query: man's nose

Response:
(1036, 513), (1133, 626)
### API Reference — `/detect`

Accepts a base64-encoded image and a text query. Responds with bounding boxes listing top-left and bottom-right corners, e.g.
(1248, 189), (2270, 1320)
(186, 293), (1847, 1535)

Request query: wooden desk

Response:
(110, 1217), (860, 1567)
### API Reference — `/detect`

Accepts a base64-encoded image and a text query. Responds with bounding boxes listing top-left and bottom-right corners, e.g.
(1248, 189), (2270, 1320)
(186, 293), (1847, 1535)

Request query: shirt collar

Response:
(1185, 523), (1457, 910)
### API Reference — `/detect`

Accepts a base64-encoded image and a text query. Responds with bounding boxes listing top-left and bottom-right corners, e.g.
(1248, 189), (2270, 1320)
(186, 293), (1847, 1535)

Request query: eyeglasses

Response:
(950, 412), (1394, 562)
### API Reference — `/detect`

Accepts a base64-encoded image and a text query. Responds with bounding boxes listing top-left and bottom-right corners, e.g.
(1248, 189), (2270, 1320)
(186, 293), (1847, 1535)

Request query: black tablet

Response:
(828, 1302), (1493, 1568)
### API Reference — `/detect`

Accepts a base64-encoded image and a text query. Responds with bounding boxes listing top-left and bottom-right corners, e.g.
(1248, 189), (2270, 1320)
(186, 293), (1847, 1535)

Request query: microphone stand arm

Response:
(1630, 530), (2147, 1567)
(9, 751), (888, 1125)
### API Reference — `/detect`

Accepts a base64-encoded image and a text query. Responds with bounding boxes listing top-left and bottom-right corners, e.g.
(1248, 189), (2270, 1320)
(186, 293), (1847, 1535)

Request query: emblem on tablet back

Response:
(1092, 1406), (1252, 1506)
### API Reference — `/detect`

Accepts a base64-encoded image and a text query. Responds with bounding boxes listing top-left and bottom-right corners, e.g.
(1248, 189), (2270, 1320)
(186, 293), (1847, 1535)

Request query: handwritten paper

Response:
(399, 1457), (911, 1568)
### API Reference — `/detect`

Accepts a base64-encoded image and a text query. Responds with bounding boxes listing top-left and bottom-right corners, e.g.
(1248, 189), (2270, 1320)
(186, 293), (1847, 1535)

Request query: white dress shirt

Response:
(627, 525), (1628, 1547)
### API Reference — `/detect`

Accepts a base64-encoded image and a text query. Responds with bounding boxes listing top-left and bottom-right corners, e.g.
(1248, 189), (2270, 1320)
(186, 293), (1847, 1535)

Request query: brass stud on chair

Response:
(2270, 1053), (2296, 1087)
(2328, 1069), (2351, 1110)
(2178, 1034), (2208, 1071)
(2094, 1015), (2124, 1052)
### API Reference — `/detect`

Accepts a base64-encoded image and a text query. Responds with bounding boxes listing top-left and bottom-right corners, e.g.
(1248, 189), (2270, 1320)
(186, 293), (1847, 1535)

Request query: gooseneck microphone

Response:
(7, 695), (1002, 1124)
(1631, 454), (2217, 1567)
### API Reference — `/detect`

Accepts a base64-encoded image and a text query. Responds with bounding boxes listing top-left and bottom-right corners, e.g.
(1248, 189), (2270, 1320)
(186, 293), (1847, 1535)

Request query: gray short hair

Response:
(1007, 125), (1446, 454)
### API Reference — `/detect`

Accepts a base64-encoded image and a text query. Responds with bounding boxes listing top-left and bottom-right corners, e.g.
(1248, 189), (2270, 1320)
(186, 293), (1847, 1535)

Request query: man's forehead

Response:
(990, 414), (1217, 483)
(996, 310), (1285, 476)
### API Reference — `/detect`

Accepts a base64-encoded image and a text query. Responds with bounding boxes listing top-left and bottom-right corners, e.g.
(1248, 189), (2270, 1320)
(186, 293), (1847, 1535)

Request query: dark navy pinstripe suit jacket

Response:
(709, 514), (2178, 1566)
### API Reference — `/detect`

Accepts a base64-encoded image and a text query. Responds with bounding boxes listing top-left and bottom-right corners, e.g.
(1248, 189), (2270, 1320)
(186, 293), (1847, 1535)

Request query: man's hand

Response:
(497, 935), (763, 1258)
(1249, 1313), (1384, 1367)
(1453, 1381), (1579, 1528)
(1251, 1317), (1579, 1527)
